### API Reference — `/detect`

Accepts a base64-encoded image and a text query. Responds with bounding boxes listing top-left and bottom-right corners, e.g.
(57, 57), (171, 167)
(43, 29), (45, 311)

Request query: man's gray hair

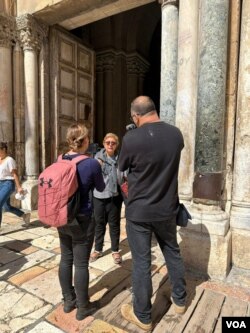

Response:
(131, 96), (156, 116)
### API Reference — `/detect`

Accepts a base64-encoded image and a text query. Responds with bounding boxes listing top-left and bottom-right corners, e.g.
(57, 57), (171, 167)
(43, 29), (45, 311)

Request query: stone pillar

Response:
(13, 42), (25, 177)
(223, 0), (241, 213)
(194, 0), (229, 204)
(0, 14), (15, 153)
(16, 14), (47, 209)
(39, 40), (50, 170)
(127, 53), (149, 114)
(96, 50), (116, 144)
(230, 0), (250, 270)
(175, 0), (199, 203)
(159, 0), (178, 125)
(180, 0), (231, 280)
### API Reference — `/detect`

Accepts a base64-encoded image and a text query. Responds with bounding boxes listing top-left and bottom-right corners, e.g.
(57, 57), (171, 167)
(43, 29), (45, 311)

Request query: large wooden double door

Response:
(50, 27), (95, 159)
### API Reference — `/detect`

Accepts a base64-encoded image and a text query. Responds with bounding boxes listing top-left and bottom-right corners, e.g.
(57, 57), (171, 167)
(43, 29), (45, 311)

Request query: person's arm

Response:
(118, 139), (130, 172)
(11, 169), (23, 194)
(93, 160), (105, 192)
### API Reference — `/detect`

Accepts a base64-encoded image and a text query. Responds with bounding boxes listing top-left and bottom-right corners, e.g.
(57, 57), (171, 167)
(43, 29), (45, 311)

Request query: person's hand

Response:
(17, 187), (24, 194)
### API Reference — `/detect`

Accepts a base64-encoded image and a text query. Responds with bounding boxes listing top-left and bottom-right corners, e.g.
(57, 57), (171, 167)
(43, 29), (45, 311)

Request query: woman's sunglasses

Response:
(105, 141), (117, 146)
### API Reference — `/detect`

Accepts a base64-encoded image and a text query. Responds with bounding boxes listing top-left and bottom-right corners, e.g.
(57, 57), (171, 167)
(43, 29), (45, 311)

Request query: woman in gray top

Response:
(90, 133), (123, 264)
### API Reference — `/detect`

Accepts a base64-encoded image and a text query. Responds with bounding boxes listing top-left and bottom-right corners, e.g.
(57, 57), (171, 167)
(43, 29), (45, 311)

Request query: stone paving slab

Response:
(28, 321), (65, 333)
(0, 247), (23, 265)
(21, 267), (61, 305)
(0, 249), (54, 279)
(0, 281), (52, 333)
(31, 234), (60, 251)
(8, 266), (47, 286)
(39, 254), (60, 270)
(46, 304), (94, 333)
(27, 226), (58, 236)
(6, 230), (41, 241)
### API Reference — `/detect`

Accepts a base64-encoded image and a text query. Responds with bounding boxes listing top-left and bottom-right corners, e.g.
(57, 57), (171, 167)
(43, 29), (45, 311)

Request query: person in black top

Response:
(119, 96), (186, 331)
(58, 124), (105, 321)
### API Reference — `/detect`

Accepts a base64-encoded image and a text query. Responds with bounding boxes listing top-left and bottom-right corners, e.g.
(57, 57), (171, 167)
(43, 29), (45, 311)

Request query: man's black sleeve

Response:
(118, 139), (129, 172)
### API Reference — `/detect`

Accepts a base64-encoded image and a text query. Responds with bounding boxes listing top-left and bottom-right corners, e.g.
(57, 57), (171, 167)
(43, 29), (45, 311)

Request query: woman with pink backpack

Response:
(56, 124), (105, 321)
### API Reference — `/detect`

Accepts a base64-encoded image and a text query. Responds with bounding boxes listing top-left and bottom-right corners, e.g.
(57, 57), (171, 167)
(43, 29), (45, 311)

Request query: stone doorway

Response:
(69, 2), (161, 145)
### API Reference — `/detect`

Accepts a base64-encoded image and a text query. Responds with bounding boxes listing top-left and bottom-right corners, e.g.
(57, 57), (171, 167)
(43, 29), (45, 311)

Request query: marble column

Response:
(159, 0), (178, 125)
(0, 14), (15, 153)
(175, 0), (199, 203)
(223, 0), (241, 213)
(180, 0), (231, 280)
(194, 0), (229, 203)
(16, 14), (47, 209)
(13, 42), (25, 177)
(16, 14), (47, 179)
(230, 0), (250, 269)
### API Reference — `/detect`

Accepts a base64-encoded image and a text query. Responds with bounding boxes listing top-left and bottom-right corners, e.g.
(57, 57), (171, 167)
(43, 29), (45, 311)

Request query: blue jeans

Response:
(58, 215), (95, 306)
(126, 218), (186, 324)
(0, 180), (24, 225)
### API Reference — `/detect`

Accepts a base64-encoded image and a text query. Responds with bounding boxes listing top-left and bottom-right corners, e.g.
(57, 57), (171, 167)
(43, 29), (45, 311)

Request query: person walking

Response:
(57, 124), (105, 321)
(0, 142), (30, 229)
(90, 133), (123, 264)
(118, 96), (187, 331)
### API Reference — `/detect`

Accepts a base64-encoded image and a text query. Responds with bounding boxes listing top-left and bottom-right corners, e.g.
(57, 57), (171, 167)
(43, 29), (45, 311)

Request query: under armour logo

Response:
(39, 178), (53, 188)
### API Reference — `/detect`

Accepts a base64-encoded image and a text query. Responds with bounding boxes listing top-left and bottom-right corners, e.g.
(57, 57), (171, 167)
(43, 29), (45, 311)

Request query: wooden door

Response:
(50, 27), (94, 159)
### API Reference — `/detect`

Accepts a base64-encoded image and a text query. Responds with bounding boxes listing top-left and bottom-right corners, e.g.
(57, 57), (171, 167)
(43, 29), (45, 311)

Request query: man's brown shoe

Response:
(170, 297), (186, 314)
(121, 304), (152, 332)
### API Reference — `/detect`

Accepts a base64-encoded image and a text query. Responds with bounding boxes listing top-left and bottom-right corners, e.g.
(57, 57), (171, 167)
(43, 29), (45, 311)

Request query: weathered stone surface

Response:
(3, 239), (38, 255)
(232, 229), (250, 270)
(195, 0), (229, 172)
(28, 226), (58, 236)
(0, 247), (23, 264)
(39, 254), (60, 269)
(176, 0), (199, 201)
(0, 249), (54, 278)
(0, 283), (52, 332)
(178, 228), (231, 279)
(160, 2), (178, 124)
(8, 266), (46, 286)
(28, 321), (64, 333)
(7, 230), (41, 241)
(31, 234), (60, 250)
(46, 304), (93, 333)
(21, 267), (61, 305)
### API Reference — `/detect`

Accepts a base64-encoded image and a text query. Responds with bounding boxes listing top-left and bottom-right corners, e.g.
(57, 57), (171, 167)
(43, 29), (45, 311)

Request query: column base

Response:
(230, 203), (250, 230)
(230, 204), (250, 269)
(21, 180), (38, 211)
(231, 228), (250, 270)
(178, 203), (231, 279)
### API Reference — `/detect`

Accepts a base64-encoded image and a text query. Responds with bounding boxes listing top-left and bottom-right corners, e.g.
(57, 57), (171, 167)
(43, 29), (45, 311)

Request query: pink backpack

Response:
(38, 154), (89, 227)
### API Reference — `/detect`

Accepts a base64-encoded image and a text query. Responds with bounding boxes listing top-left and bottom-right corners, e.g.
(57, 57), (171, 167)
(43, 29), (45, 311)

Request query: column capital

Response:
(96, 50), (116, 72)
(126, 53), (149, 75)
(0, 14), (15, 47)
(16, 14), (48, 51)
(158, 0), (179, 7)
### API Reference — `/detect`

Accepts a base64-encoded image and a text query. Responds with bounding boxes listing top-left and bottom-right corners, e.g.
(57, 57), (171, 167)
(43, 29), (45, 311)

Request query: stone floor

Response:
(0, 211), (249, 333)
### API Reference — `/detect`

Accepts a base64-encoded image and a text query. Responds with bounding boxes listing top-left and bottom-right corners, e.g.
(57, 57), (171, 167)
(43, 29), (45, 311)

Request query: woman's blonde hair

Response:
(103, 133), (119, 147)
(66, 124), (89, 151)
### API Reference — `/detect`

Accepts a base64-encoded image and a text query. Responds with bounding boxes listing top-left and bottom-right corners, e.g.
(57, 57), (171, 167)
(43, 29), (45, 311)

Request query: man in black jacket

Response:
(119, 96), (186, 331)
